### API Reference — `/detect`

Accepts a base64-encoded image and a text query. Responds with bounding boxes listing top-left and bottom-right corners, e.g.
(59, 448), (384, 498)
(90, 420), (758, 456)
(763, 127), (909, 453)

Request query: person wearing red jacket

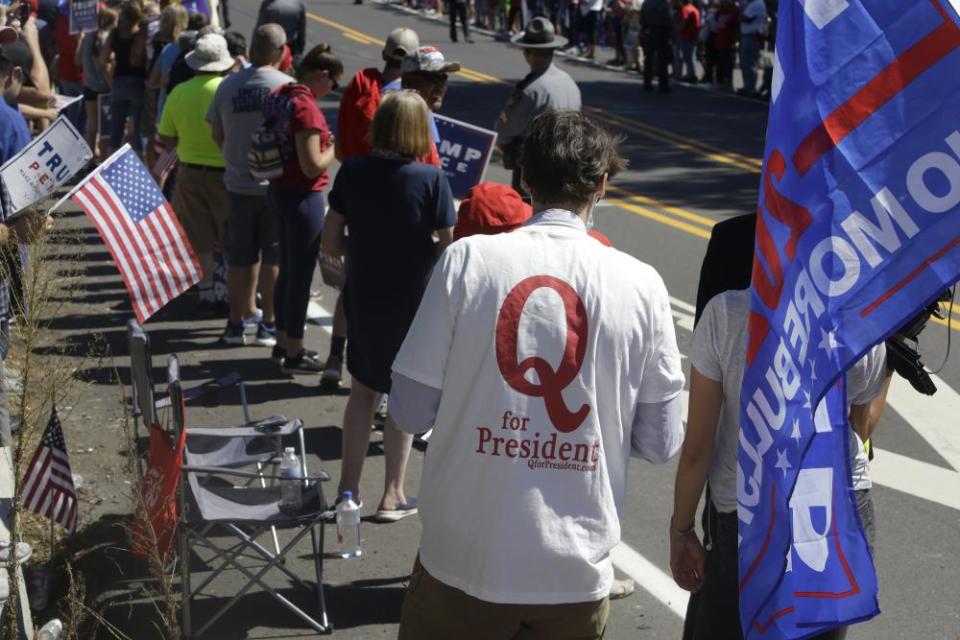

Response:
(336, 27), (420, 162)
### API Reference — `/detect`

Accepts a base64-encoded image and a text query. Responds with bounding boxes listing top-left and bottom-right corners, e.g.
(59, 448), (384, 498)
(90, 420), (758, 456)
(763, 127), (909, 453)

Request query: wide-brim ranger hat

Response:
(401, 46), (461, 74)
(185, 33), (235, 73)
(510, 17), (568, 49)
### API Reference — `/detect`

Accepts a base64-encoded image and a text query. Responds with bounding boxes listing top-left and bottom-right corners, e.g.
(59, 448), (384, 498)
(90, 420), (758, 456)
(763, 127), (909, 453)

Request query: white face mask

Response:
(585, 195), (600, 231)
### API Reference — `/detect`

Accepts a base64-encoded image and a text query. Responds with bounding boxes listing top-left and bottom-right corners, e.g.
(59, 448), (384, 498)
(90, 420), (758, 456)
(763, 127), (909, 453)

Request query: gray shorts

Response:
(224, 191), (280, 267)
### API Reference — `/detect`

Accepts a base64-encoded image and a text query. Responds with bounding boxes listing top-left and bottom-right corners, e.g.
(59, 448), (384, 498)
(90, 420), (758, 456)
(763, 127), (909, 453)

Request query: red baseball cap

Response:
(588, 229), (613, 247)
(455, 182), (532, 241)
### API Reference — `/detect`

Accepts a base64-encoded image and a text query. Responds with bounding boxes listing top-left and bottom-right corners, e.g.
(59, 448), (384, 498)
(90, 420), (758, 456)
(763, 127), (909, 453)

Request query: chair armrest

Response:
(182, 465), (330, 482)
(186, 417), (302, 439)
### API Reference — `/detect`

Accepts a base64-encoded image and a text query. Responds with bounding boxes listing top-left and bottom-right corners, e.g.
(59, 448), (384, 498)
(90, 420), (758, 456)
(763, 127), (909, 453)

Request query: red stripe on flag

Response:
(793, 2), (960, 175)
(156, 205), (200, 290)
(860, 234), (960, 316)
(73, 188), (155, 322)
(23, 454), (51, 512)
(88, 178), (165, 315)
(157, 203), (203, 284)
(123, 208), (177, 304)
(140, 213), (181, 298)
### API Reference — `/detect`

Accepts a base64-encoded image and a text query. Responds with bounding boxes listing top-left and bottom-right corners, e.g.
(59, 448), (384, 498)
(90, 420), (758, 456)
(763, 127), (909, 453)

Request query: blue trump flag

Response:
(739, 0), (960, 638)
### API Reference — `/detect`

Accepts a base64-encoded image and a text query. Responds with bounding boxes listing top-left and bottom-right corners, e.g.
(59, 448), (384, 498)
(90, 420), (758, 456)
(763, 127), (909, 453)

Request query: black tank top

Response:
(112, 31), (146, 79)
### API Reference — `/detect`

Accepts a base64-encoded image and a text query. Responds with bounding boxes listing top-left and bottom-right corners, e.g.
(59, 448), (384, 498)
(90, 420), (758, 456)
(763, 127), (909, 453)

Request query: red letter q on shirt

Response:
(495, 276), (591, 433)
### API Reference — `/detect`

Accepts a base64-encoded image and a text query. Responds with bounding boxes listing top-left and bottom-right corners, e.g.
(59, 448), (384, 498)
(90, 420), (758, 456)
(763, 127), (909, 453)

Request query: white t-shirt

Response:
(392, 210), (685, 605)
(741, 0), (768, 34)
(691, 290), (887, 513)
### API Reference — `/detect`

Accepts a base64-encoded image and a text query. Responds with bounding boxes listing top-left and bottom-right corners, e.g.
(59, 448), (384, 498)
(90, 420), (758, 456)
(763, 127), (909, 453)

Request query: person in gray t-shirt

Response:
(206, 23), (291, 348)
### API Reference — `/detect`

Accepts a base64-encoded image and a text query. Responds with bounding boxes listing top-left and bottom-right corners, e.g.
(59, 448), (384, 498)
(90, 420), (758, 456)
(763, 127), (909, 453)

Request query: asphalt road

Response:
(88, 2), (959, 637)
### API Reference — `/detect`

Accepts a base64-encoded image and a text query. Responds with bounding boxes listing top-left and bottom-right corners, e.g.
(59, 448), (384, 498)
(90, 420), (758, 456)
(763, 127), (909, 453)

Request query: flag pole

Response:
(47, 144), (132, 215)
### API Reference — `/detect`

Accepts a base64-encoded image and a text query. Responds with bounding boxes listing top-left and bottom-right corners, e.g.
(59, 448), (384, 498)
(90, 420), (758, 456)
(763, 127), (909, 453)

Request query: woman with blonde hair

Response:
(321, 90), (457, 522)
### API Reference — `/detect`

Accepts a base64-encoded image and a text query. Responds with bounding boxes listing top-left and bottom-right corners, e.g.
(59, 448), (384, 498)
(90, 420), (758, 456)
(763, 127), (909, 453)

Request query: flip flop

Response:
(374, 499), (419, 523)
(609, 577), (636, 600)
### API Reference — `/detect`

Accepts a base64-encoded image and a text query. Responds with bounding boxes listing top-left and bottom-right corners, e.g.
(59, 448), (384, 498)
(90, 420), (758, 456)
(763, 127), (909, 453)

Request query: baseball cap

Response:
(0, 40), (33, 84)
(401, 46), (461, 74)
(454, 182), (532, 241)
(383, 27), (419, 61)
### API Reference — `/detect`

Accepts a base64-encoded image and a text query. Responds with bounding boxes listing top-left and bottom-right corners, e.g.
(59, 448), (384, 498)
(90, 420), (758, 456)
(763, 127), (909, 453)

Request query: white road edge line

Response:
(869, 448), (960, 510)
(885, 374), (960, 472)
(611, 543), (688, 617)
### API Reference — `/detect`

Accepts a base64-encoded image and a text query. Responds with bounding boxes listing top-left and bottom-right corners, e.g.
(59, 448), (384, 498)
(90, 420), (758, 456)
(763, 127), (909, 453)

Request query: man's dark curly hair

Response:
(519, 111), (627, 208)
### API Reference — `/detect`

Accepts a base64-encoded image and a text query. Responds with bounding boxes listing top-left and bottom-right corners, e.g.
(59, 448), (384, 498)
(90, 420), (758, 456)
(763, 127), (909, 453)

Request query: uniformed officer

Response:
(495, 17), (582, 193)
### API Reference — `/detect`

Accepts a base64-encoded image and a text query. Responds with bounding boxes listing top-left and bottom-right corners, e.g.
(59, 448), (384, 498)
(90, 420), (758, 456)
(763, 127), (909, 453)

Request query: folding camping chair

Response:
(168, 361), (332, 637)
(127, 319), (253, 475)
(128, 319), (286, 554)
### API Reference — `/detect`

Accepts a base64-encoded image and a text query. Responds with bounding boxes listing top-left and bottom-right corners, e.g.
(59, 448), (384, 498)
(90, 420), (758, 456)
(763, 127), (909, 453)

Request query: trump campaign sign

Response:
(739, 0), (960, 637)
(434, 114), (497, 200)
(69, 0), (99, 34)
(0, 116), (92, 215)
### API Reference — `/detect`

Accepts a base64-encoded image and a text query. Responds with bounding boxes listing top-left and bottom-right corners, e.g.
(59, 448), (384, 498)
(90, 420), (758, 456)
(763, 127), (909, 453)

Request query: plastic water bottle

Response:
(336, 492), (362, 558)
(279, 447), (303, 514)
(37, 619), (64, 640)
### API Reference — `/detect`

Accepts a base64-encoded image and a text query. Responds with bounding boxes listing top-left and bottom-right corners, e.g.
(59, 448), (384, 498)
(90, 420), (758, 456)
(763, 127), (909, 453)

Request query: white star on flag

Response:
(791, 419), (802, 447)
(818, 328), (839, 354)
(809, 359), (818, 381)
(775, 449), (793, 478)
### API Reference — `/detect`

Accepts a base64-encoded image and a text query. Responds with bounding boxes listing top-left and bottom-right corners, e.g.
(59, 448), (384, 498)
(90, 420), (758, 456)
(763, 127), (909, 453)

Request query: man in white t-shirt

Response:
(738, 0), (768, 96)
(390, 111), (686, 639)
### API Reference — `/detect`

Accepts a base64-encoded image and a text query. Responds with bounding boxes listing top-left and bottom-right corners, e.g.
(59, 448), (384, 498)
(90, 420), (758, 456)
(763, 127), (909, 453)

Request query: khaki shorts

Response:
(171, 164), (227, 255)
(399, 567), (609, 640)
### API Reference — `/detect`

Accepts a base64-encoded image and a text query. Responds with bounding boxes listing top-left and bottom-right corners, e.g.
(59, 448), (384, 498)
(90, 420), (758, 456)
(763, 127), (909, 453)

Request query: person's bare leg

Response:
(332, 293), (346, 339)
(380, 414), (414, 511)
(84, 101), (98, 157)
(198, 253), (215, 285)
(338, 379), (379, 500)
(227, 264), (257, 323)
(258, 262), (278, 324)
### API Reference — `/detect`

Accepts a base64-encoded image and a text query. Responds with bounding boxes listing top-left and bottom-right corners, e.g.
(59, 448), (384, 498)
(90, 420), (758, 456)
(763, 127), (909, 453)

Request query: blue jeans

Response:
(109, 75), (145, 153)
(740, 35), (760, 93)
(269, 187), (326, 341)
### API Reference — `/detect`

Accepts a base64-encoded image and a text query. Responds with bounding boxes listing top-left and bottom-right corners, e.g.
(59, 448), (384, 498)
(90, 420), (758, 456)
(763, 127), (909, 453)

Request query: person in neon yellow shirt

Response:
(157, 32), (234, 307)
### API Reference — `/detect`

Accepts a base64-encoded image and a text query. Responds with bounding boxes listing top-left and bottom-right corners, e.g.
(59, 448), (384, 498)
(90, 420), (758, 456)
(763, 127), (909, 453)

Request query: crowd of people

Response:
(0, 0), (899, 638)
(393, 0), (777, 96)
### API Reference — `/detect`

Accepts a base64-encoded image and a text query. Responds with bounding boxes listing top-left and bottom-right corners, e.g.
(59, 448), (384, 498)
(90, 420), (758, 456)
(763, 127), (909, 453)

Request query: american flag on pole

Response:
(65, 144), (201, 322)
(21, 406), (78, 533)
